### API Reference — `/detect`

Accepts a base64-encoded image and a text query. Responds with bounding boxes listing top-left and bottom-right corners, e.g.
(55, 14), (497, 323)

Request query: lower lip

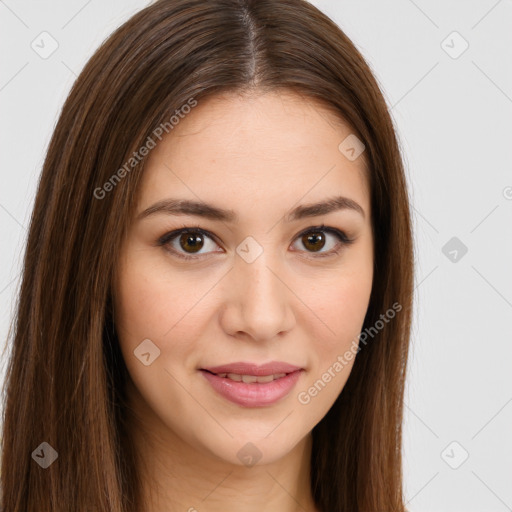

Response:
(200, 370), (303, 407)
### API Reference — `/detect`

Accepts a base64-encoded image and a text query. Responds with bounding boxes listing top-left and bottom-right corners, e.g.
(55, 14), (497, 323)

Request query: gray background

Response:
(1, 1), (511, 510)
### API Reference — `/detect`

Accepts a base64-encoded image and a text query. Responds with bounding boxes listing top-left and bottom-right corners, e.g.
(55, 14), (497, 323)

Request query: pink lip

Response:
(200, 369), (303, 407)
(201, 361), (302, 376)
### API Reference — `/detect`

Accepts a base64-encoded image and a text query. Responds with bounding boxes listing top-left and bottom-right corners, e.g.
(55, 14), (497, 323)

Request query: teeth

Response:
(216, 372), (288, 383)
(253, 374), (274, 383)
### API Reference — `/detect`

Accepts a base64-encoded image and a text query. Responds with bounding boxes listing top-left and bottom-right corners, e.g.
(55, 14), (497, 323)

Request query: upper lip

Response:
(201, 361), (303, 376)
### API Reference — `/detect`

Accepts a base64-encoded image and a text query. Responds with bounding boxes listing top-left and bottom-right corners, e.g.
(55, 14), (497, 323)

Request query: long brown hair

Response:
(0, 0), (414, 510)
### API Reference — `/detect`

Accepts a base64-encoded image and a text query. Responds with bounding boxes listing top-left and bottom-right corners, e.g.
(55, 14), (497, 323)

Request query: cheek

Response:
(113, 256), (210, 415)
(334, 277), (371, 333)
(113, 254), (212, 389)
(309, 265), (373, 348)
(295, 274), (372, 414)
(114, 250), (200, 339)
(300, 255), (373, 402)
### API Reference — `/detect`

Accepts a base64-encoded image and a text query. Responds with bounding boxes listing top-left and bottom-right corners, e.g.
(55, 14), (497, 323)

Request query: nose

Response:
(219, 250), (296, 342)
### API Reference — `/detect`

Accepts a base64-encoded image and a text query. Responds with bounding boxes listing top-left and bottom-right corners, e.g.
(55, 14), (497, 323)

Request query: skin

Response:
(113, 90), (374, 512)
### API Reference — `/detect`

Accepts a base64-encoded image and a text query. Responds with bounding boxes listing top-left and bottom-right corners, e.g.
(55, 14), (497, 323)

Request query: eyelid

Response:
(157, 224), (355, 260)
(157, 226), (222, 259)
(290, 225), (355, 259)
(158, 226), (211, 243)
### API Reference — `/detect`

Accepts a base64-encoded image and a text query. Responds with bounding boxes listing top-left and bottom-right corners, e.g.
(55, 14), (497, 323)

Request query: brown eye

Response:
(291, 226), (353, 258)
(178, 232), (204, 254)
(158, 225), (353, 262)
(301, 231), (327, 253)
(158, 228), (221, 260)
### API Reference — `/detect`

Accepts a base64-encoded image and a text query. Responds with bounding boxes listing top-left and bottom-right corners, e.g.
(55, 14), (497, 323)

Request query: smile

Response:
(200, 368), (303, 407)
(213, 372), (287, 383)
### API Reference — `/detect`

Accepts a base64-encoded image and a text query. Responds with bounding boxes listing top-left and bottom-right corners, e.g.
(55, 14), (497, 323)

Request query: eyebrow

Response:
(136, 195), (365, 223)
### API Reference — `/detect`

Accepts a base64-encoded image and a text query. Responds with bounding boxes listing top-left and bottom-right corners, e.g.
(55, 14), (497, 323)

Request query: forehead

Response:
(138, 90), (370, 221)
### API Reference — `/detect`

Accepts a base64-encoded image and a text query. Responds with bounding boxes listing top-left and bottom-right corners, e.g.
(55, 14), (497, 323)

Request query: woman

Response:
(0, 0), (414, 510)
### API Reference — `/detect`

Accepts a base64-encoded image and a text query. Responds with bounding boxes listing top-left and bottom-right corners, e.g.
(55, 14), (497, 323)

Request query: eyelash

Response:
(156, 224), (355, 261)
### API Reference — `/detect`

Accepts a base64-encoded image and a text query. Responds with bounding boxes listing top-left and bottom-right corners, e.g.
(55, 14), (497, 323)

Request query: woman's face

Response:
(113, 90), (373, 467)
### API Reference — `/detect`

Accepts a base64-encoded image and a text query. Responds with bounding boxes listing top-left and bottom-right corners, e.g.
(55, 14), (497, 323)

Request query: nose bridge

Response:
(238, 249), (279, 296)
(227, 238), (294, 339)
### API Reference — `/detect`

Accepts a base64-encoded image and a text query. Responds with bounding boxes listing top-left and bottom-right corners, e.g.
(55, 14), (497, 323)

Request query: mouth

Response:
(201, 361), (303, 376)
(199, 362), (304, 407)
(201, 370), (289, 383)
